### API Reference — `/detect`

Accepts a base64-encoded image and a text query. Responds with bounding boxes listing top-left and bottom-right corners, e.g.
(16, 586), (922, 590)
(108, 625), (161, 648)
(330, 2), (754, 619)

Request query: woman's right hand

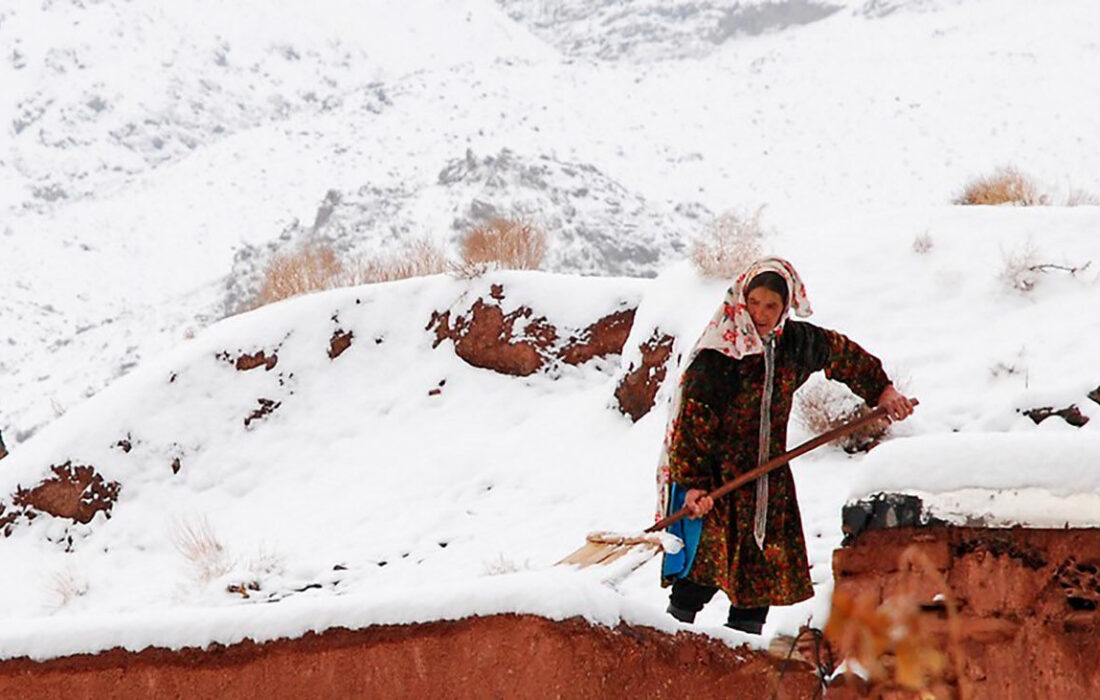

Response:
(684, 489), (714, 518)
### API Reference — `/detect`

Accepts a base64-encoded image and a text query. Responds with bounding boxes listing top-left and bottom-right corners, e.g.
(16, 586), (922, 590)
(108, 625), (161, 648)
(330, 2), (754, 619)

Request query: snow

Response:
(1, 0), (1100, 666)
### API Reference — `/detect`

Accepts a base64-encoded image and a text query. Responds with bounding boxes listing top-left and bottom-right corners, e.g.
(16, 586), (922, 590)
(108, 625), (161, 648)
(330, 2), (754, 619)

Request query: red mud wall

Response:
(831, 527), (1100, 699)
(0, 614), (818, 700)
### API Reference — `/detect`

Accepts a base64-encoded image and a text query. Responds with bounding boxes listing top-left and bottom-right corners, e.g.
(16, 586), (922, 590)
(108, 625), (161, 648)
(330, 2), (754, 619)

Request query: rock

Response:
(328, 329), (353, 359)
(613, 332), (676, 422)
(3, 462), (121, 535)
(429, 285), (635, 377)
(1023, 404), (1090, 427)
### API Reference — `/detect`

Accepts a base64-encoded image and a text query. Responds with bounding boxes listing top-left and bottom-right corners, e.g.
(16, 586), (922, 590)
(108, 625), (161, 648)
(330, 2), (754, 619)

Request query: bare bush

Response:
(250, 241), (344, 309)
(1067, 188), (1100, 207)
(953, 166), (1044, 206)
(246, 238), (452, 310)
(796, 379), (889, 453)
(455, 218), (547, 278)
(690, 207), (765, 279)
(912, 231), (934, 255)
(1000, 240), (1042, 292)
(349, 239), (449, 284)
(1001, 241), (1092, 293)
(171, 517), (233, 583)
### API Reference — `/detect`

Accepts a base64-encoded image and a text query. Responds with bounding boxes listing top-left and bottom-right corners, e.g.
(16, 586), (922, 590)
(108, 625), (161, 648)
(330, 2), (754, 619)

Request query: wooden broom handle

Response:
(646, 398), (919, 533)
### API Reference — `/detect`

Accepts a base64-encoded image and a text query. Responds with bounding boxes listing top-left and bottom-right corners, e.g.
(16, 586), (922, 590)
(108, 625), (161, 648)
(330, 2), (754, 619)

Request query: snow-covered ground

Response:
(2, 205), (1098, 661)
(2, 0), (1099, 663)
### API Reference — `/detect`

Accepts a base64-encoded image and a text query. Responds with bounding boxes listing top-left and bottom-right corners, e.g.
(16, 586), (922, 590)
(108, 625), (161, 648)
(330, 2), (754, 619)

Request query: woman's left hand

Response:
(877, 385), (915, 422)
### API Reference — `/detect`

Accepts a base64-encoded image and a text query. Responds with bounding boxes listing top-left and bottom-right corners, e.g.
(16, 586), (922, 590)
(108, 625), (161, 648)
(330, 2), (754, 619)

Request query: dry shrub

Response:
(1000, 240), (1042, 292)
(251, 241), (344, 309)
(953, 166), (1044, 206)
(348, 239), (449, 285)
(172, 517), (233, 583)
(455, 218), (546, 278)
(795, 379), (889, 453)
(48, 567), (88, 610)
(691, 207), (765, 279)
(1001, 240), (1092, 293)
(827, 545), (965, 697)
(247, 238), (450, 310)
(911, 231), (933, 255)
(1067, 188), (1100, 206)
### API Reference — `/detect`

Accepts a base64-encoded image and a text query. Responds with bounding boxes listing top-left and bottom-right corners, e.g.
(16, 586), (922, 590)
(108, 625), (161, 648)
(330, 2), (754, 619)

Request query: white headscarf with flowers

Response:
(655, 257), (813, 538)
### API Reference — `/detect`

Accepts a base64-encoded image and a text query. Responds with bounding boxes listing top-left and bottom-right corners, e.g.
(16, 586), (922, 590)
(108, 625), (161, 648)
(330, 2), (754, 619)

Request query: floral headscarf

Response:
(655, 257), (812, 523)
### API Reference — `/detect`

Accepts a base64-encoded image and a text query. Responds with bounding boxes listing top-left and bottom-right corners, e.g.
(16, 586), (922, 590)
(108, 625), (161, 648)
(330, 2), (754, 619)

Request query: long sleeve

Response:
(667, 350), (730, 491)
(820, 329), (891, 404)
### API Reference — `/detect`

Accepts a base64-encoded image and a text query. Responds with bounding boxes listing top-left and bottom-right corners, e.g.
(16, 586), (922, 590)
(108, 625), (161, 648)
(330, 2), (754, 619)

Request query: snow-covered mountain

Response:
(2, 0), (1099, 475)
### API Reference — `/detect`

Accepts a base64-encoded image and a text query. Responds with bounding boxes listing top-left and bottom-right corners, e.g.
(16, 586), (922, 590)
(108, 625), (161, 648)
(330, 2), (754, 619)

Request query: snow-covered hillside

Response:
(4, 0), (1100, 448)
(1, 203), (1097, 660)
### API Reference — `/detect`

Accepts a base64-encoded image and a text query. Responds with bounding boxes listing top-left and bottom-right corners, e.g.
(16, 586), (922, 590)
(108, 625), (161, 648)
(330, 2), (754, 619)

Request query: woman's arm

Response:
(808, 325), (914, 422)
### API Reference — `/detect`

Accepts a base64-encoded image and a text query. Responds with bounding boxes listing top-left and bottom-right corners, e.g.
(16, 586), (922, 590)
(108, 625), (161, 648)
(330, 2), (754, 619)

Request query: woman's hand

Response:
(684, 489), (714, 518)
(877, 385), (915, 422)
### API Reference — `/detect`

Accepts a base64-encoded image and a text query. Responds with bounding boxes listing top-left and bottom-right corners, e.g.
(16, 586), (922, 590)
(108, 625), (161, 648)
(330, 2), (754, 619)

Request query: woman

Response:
(657, 257), (913, 634)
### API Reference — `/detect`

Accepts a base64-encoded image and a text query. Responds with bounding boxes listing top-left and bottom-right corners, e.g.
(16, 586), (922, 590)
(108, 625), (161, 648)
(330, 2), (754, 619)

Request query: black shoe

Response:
(666, 603), (697, 624)
(725, 619), (764, 635)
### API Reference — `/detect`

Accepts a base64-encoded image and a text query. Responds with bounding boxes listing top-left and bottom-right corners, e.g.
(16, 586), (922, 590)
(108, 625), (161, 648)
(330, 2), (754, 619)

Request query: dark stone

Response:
(1023, 405), (1089, 427)
(841, 493), (947, 543)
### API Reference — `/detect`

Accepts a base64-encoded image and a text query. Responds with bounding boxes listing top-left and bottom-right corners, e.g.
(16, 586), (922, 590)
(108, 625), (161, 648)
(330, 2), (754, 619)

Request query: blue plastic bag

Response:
(660, 483), (704, 579)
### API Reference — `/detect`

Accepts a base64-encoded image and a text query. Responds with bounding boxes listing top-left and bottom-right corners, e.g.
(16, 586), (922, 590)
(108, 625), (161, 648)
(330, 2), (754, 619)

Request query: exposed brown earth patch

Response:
(244, 399), (281, 429)
(614, 331), (676, 422)
(1089, 386), (1100, 406)
(0, 614), (818, 700)
(831, 525), (1100, 698)
(0, 430), (7, 460)
(559, 308), (636, 366)
(428, 286), (636, 376)
(1023, 404), (1090, 427)
(328, 329), (353, 359)
(2, 462), (121, 536)
(219, 350), (279, 372)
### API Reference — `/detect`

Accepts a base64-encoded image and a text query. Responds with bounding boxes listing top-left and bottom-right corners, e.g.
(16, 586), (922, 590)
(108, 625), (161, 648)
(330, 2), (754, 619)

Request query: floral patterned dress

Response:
(661, 320), (890, 607)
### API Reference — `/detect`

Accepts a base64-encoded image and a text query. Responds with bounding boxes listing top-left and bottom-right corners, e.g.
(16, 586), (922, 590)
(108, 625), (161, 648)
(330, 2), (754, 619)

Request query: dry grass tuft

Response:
(795, 379), (889, 453)
(48, 568), (89, 610)
(911, 231), (934, 255)
(454, 218), (547, 278)
(1000, 240), (1042, 292)
(172, 517), (234, 583)
(481, 554), (528, 576)
(691, 207), (765, 279)
(349, 239), (449, 285)
(246, 238), (450, 310)
(953, 166), (1044, 206)
(250, 241), (345, 309)
(1067, 188), (1100, 207)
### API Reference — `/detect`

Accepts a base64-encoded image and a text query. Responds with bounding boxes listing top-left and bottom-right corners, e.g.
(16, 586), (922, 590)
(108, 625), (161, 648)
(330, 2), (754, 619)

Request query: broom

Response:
(556, 400), (918, 577)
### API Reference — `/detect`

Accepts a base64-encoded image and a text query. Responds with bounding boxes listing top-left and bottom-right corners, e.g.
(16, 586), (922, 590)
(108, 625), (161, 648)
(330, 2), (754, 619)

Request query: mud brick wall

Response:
(832, 525), (1100, 699)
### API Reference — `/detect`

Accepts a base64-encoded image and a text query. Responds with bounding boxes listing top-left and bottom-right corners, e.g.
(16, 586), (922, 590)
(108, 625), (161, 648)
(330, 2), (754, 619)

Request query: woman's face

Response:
(746, 286), (785, 337)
